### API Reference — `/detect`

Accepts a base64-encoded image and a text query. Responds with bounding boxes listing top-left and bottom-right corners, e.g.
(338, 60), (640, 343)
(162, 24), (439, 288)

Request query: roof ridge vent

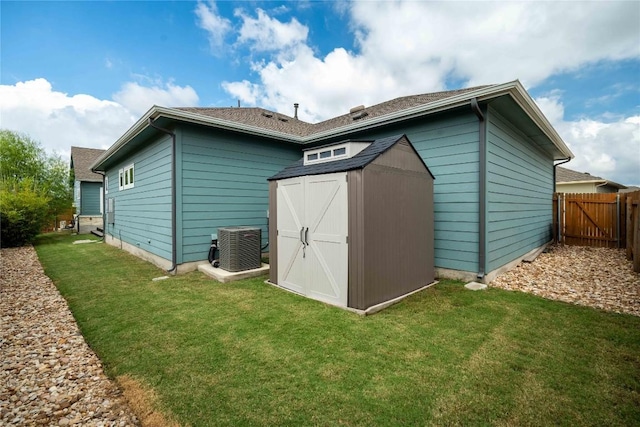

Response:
(278, 117), (289, 122)
(350, 105), (365, 114)
(261, 112), (273, 118)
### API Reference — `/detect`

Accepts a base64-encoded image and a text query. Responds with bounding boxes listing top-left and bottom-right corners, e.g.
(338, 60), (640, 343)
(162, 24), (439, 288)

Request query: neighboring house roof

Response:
(71, 146), (105, 182)
(556, 166), (626, 189)
(269, 134), (433, 181)
(92, 80), (574, 171)
(620, 186), (640, 193)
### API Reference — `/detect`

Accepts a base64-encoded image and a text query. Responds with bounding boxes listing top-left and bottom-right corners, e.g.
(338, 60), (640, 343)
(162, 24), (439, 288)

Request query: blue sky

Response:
(1, 0), (639, 186)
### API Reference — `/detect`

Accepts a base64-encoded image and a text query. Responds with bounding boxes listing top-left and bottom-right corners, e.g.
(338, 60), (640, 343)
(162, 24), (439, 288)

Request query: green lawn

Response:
(35, 233), (640, 426)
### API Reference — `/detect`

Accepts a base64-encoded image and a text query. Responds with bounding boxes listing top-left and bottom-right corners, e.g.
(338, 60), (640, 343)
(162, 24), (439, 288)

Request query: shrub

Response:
(0, 179), (50, 247)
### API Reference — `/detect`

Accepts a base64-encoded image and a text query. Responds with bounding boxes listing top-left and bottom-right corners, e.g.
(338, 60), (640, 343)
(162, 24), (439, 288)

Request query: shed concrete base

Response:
(264, 280), (438, 315)
(198, 263), (270, 283)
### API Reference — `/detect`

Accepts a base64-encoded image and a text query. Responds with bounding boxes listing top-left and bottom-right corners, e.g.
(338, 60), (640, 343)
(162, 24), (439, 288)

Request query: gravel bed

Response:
(0, 246), (139, 426)
(491, 245), (640, 317)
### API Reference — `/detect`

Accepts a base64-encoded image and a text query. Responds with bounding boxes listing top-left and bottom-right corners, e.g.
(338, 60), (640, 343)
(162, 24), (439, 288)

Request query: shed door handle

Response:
(304, 227), (309, 246)
(300, 227), (305, 246)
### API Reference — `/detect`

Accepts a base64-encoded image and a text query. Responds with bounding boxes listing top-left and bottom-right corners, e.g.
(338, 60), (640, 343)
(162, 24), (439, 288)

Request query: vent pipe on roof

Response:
(294, 103), (299, 119)
(237, 100), (241, 108)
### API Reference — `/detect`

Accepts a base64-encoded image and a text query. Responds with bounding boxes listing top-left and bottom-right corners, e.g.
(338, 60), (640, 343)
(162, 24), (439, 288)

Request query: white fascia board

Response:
(557, 180), (606, 185)
(304, 80), (573, 159)
(505, 81), (574, 159)
(91, 106), (304, 171)
(150, 107), (303, 142)
(91, 106), (158, 171)
(92, 80), (574, 171)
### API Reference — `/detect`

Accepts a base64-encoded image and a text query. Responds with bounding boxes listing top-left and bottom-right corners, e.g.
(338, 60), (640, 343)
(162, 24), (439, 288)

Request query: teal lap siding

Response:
(486, 107), (554, 272)
(179, 127), (301, 263)
(345, 110), (481, 273)
(105, 135), (173, 261)
(80, 182), (102, 215)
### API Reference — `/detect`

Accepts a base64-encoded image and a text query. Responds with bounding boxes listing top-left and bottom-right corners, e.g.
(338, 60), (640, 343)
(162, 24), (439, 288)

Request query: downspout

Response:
(470, 98), (486, 280)
(553, 158), (571, 192)
(553, 158), (571, 244)
(148, 118), (177, 274)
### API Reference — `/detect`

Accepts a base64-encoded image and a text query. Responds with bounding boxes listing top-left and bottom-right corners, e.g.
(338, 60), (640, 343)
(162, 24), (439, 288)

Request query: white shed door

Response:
(277, 173), (348, 307)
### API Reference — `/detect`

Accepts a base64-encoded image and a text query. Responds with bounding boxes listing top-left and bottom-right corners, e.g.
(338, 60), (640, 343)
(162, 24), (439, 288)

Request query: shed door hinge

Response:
(346, 236), (349, 244)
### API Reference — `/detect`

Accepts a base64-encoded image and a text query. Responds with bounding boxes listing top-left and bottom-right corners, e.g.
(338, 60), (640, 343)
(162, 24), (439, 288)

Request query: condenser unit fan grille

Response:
(218, 227), (262, 272)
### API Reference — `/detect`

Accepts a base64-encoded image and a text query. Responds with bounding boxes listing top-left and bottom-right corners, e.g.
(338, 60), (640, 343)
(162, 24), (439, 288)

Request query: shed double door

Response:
(277, 173), (348, 307)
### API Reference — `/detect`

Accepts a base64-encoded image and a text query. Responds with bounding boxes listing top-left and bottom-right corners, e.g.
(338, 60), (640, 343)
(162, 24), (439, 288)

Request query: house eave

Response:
(92, 80), (574, 171)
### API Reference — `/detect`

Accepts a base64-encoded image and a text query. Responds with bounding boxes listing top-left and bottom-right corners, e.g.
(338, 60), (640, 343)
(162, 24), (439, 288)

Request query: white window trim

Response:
(303, 142), (370, 166)
(105, 176), (109, 195)
(119, 163), (135, 190)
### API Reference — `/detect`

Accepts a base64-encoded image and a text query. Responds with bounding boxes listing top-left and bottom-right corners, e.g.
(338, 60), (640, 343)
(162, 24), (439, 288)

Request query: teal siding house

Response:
(91, 80), (573, 282)
(70, 146), (106, 234)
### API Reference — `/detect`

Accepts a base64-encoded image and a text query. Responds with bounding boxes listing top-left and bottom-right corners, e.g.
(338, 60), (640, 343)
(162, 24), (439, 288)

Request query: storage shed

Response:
(268, 134), (435, 311)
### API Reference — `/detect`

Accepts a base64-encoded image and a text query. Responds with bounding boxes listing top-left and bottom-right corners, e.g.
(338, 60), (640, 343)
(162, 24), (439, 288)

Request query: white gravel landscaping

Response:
(491, 244), (640, 317)
(0, 246), (139, 426)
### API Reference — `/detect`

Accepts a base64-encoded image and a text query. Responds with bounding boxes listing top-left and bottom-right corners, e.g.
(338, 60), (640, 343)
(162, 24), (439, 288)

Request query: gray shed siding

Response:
(105, 135), (173, 261)
(486, 107), (554, 272)
(80, 182), (102, 215)
(179, 126), (301, 263)
(348, 141), (434, 309)
(342, 110), (480, 273)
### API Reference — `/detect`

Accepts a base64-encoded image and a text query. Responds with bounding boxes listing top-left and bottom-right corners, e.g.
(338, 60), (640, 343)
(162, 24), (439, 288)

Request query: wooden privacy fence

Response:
(553, 191), (640, 272)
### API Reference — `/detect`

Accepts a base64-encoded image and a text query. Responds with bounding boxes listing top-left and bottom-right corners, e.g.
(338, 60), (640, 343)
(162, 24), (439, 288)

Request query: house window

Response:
(119, 164), (135, 190)
(319, 150), (331, 159)
(333, 147), (346, 156)
(307, 153), (318, 161)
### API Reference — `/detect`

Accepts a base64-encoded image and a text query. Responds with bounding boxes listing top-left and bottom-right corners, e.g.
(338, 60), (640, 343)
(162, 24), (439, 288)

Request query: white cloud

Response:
(0, 78), (200, 160)
(235, 8), (308, 52)
(222, 1), (639, 122)
(219, 1), (639, 187)
(0, 78), (135, 158)
(195, 0), (232, 52)
(112, 81), (199, 116)
(536, 94), (640, 187)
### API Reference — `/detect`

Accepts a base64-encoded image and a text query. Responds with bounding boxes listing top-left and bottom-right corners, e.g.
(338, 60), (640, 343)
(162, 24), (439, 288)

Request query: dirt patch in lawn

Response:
(491, 245), (640, 317)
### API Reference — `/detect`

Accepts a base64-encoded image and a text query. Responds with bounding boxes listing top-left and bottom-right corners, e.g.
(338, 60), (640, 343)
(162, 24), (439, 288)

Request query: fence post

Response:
(627, 196), (633, 260)
(634, 201), (640, 273)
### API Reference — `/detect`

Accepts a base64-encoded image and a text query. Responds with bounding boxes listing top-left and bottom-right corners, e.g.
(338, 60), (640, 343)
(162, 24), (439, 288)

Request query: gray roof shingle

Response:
(556, 166), (606, 183)
(71, 146), (105, 182)
(177, 85), (490, 138)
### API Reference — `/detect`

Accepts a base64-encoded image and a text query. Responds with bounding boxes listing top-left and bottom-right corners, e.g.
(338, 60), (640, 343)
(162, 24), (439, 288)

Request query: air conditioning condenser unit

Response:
(218, 227), (262, 272)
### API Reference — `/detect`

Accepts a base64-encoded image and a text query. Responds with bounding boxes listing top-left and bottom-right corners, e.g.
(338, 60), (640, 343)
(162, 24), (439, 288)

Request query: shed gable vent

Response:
(303, 141), (371, 165)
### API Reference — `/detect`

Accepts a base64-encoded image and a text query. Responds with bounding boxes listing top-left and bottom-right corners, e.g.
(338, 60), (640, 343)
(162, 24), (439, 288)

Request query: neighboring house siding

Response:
(80, 182), (102, 215)
(345, 110), (481, 273)
(179, 126), (302, 263)
(556, 182), (617, 193)
(486, 107), (553, 272)
(106, 135), (173, 261)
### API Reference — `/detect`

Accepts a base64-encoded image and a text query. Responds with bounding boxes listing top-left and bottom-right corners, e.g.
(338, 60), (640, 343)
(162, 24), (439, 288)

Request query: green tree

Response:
(0, 129), (72, 247)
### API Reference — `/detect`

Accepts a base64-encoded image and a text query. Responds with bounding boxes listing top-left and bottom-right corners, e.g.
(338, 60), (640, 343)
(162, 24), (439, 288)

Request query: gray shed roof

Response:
(556, 166), (626, 188)
(269, 134), (433, 181)
(70, 146), (105, 182)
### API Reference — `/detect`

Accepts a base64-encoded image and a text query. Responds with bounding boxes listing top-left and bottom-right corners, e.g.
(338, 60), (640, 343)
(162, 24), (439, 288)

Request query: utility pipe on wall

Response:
(470, 98), (486, 280)
(148, 118), (177, 273)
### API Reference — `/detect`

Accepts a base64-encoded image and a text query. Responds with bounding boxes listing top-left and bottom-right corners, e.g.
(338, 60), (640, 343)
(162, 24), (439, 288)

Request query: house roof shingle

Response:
(177, 86), (490, 138)
(71, 146), (105, 182)
(556, 166), (626, 189)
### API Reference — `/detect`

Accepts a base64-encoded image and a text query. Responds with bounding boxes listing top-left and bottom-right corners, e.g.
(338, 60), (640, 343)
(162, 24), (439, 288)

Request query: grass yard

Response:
(35, 233), (640, 426)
